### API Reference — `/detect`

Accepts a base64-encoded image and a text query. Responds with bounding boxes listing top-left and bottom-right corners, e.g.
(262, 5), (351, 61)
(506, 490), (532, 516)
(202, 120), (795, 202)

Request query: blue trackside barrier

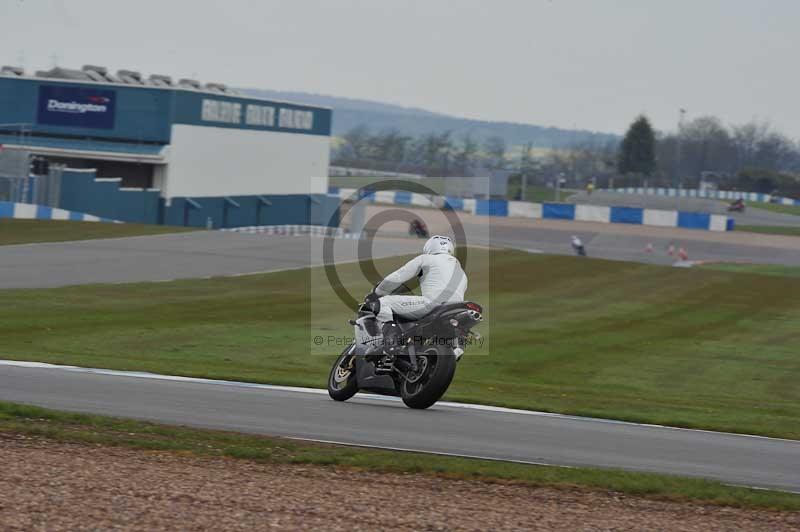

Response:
(610, 206), (643, 224)
(0, 202), (14, 218)
(678, 211), (711, 230)
(443, 196), (464, 211)
(0, 201), (118, 223)
(474, 199), (508, 216)
(332, 186), (733, 231)
(726, 218), (736, 231)
(36, 205), (53, 219)
(542, 203), (576, 220)
(394, 191), (412, 205)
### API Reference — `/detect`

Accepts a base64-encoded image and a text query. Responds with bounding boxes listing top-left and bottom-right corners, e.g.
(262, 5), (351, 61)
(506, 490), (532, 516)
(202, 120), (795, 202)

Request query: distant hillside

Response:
(241, 88), (618, 148)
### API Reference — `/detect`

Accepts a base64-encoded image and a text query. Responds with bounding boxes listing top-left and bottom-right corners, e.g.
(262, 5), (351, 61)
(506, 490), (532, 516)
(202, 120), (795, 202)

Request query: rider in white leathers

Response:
(374, 235), (467, 351)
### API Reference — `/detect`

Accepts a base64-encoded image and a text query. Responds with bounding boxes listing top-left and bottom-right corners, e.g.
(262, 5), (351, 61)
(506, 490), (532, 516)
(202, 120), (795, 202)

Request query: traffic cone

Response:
(678, 247), (689, 261)
(644, 243), (654, 253)
(667, 244), (675, 256)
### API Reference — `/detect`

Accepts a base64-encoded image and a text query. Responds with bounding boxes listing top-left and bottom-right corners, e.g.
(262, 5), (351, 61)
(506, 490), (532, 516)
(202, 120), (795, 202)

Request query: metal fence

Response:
(0, 171), (62, 206)
(0, 148), (62, 206)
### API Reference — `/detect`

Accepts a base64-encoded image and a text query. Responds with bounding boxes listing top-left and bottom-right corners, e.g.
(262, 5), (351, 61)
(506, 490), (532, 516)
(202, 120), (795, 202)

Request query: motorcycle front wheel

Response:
(328, 345), (359, 402)
(400, 344), (456, 409)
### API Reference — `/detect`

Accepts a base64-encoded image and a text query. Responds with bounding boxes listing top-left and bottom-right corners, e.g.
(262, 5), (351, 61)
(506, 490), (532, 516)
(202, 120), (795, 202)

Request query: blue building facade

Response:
(0, 71), (338, 227)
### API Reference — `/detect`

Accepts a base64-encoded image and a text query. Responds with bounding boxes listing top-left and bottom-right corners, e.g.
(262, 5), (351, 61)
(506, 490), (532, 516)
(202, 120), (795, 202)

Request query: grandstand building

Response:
(0, 65), (337, 227)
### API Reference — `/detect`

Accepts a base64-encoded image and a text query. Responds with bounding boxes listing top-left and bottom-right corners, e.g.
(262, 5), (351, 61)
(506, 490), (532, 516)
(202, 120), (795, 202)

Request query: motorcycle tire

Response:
(328, 346), (359, 402)
(400, 344), (457, 409)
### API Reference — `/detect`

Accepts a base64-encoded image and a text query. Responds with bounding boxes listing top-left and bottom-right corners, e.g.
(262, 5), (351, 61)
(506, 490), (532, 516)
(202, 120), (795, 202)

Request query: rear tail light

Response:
(465, 302), (482, 313)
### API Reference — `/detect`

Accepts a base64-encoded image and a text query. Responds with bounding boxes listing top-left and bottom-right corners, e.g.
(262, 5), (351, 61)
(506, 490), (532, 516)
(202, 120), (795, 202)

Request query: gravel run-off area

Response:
(1, 435), (798, 531)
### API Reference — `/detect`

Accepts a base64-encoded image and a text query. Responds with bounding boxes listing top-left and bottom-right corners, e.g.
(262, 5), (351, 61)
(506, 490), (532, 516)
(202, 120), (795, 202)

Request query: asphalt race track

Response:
(0, 232), (425, 289)
(0, 361), (798, 493)
(485, 222), (800, 266)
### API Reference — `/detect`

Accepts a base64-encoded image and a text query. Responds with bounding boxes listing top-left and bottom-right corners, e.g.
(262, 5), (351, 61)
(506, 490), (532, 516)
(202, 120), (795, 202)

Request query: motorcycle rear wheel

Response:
(328, 346), (359, 402)
(400, 344), (456, 409)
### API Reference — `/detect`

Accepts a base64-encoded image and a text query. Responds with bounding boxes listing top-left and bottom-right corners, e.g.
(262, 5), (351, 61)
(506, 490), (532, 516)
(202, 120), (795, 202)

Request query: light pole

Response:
(556, 172), (565, 202)
(675, 108), (686, 189)
(675, 108), (686, 209)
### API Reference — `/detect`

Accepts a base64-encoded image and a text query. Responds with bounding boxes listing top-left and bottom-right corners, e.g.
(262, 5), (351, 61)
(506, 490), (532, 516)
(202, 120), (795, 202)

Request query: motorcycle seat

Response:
(393, 302), (473, 325)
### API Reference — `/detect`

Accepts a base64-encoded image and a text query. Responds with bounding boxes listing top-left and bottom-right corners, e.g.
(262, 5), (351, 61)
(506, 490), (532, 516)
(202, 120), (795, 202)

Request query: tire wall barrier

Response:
(0, 200), (117, 223)
(334, 187), (733, 232)
(610, 187), (800, 206)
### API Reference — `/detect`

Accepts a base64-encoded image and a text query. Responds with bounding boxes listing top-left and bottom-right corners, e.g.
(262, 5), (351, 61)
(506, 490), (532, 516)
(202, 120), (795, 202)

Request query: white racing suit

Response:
(374, 252), (468, 324)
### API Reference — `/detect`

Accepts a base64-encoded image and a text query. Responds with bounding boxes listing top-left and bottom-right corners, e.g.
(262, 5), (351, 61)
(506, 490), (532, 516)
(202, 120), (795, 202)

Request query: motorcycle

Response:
(327, 285), (484, 409)
(409, 219), (430, 238)
(727, 200), (746, 213)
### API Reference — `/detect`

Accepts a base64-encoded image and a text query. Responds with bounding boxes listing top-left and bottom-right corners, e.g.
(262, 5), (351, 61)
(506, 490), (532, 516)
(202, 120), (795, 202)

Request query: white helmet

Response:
(423, 235), (454, 255)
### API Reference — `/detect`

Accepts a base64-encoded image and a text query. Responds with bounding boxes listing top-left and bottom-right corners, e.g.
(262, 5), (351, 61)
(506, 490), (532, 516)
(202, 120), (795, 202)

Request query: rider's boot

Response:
(376, 321), (401, 373)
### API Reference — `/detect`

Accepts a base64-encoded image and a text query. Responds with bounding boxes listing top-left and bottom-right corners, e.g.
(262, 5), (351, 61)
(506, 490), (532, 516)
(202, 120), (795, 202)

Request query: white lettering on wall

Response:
(201, 99), (242, 124)
(201, 99), (314, 130)
(245, 104), (276, 126)
(279, 108), (314, 130)
(47, 99), (107, 114)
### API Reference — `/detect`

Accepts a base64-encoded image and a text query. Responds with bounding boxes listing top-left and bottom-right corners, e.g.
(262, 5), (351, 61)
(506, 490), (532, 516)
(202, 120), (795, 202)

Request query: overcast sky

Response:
(3, 0), (798, 137)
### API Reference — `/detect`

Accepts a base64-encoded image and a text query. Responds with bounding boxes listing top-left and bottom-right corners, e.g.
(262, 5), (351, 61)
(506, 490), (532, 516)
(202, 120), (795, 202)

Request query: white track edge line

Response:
(283, 436), (800, 495)
(0, 359), (797, 444)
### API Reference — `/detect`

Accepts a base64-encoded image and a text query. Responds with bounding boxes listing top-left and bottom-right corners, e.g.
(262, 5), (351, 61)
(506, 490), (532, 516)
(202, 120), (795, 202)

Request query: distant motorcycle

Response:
(571, 235), (587, 256)
(727, 199), (746, 213)
(327, 285), (484, 409)
(409, 219), (430, 238)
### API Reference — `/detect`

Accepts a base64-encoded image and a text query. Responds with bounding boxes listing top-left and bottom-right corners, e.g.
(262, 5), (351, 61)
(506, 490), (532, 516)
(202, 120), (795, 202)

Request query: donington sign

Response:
(37, 85), (116, 129)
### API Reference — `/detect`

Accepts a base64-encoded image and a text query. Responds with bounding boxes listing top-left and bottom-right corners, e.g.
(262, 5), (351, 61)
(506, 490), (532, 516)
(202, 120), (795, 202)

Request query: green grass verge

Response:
(0, 219), (197, 246)
(1, 401), (797, 511)
(750, 203), (800, 216)
(736, 225), (800, 237)
(1, 250), (799, 439)
(697, 263), (800, 278)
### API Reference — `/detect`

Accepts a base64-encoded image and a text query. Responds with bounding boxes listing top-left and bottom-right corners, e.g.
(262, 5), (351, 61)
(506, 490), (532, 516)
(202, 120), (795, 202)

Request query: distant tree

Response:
(679, 116), (737, 178)
(618, 115), (656, 176)
(414, 131), (453, 176)
(370, 128), (412, 168)
(653, 117), (800, 188)
(484, 136), (507, 170)
(519, 142), (536, 175)
(453, 134), (479, 175)
(342, 125), (372, 163)
(510, 142), (539, 200)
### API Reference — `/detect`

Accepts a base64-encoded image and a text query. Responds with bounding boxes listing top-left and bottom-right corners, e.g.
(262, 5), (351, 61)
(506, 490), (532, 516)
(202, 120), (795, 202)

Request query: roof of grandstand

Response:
(0, 64), (238, 95)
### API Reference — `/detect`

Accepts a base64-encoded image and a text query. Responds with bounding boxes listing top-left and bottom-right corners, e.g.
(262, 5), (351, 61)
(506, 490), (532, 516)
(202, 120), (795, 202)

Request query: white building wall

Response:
(164, 124), (330, 198)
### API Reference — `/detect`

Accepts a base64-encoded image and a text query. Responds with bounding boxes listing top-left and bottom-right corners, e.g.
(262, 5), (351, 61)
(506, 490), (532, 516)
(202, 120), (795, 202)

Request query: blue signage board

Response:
(37, 85), (116, 129)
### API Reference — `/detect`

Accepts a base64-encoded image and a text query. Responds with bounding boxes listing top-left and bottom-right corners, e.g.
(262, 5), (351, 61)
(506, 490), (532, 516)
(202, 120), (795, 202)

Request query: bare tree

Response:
(453, 134), (479, 176)
(483, 136), (507, 170)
